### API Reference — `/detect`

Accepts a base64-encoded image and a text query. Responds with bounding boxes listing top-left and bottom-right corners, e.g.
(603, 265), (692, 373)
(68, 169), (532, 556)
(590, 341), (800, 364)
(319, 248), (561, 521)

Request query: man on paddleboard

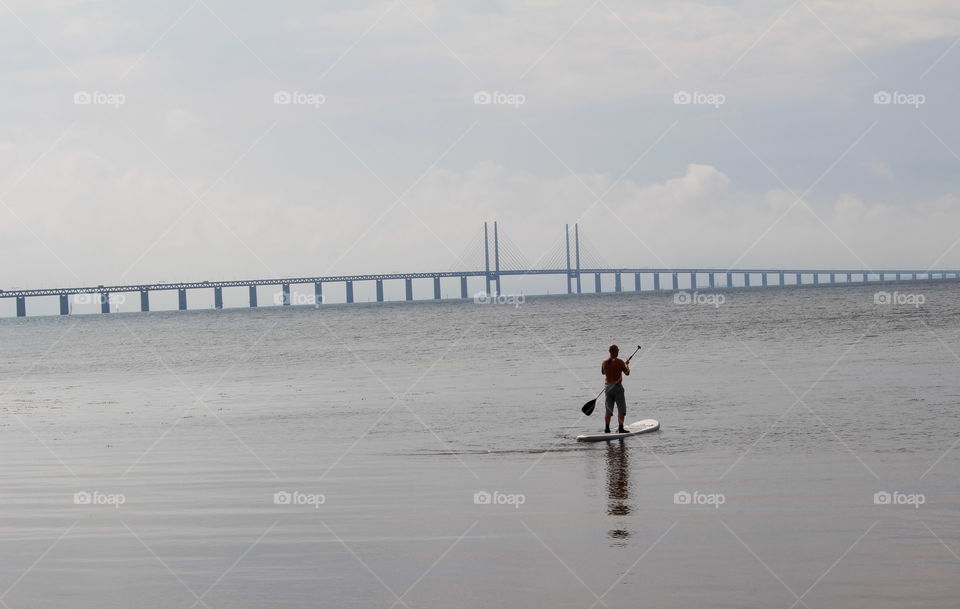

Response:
(601, 344), (630, 434)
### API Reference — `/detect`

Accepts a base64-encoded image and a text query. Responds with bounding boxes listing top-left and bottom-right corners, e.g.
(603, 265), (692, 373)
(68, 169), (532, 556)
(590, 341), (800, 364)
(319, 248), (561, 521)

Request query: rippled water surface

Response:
(1, 283), (959, 608)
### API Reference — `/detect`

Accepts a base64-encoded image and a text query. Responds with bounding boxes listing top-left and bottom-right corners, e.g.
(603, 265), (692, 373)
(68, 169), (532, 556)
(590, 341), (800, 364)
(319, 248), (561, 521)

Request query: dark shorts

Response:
(605, 383), (625, 416)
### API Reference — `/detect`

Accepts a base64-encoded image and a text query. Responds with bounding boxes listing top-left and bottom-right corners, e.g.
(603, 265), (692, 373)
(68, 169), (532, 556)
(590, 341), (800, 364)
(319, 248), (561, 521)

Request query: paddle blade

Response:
(581, 399), (596, 416)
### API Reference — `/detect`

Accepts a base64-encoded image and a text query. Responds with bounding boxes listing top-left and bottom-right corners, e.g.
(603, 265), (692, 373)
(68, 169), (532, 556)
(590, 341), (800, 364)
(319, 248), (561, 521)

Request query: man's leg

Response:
(604, 388), (614, 433)
(617, 387), (627, 432)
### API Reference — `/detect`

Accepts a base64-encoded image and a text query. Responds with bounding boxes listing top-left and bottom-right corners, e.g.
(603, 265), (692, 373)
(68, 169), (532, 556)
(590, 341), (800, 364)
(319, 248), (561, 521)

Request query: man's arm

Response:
(601, 359), (608, 375)
(623, 359), (630, 376)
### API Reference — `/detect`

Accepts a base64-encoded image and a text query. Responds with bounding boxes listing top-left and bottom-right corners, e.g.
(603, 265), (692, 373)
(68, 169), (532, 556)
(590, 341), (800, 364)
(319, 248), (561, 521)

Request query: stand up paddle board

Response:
(576, 419), (659, 442)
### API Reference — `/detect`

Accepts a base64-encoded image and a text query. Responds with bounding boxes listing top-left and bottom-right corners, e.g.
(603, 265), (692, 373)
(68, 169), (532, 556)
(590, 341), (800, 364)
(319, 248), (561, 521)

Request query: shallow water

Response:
(1, 282), (959, 608)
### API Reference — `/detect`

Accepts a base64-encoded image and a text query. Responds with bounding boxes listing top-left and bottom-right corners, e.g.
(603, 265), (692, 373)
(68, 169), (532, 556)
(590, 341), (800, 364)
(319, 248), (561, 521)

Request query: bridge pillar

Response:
(690, 272), (697, 290)
(895, 272), (901, 281)
(709, 273), (715, 288)
(862, 273), (868, 282)
(829, 273), (835, 284)
(59, 294), (69, 315)
(846, 273), (852, 283)
(214, 287), (223, 309)
(726, 272), (733, 288)
(376, 280), (384, 302)
(101, 293), (110, 314)
(653, 273), (660, 291)
(671, 272), (678, 290)
(595, 273), (602, 293)
(178, 289), (187, 311)
(744, 273), (750, 288)
(405, 278), (413, 301)
(433, 276), (441, 300)
(460, 276), (468, 299)
(761, 273), (768, 287)
(346, 281), (354, 303)
(634, 273), (641, 292)
(615, 273), (622, 293)
(140, 290), (150, 312)
(779, 272), (785, 286)
(795, 273), (802, 285)
(315, 282), (323, 306)
(16, 297), (25, 317)
(813, 273), (819, 286)
(911, 272), (917, 280)
(249, 286), (258, 307)
(282, 284), (291, 306)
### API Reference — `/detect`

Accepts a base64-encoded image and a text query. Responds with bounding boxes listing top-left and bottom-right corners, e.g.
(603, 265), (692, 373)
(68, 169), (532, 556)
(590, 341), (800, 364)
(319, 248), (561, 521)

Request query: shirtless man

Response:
(601, 344), (630, 434)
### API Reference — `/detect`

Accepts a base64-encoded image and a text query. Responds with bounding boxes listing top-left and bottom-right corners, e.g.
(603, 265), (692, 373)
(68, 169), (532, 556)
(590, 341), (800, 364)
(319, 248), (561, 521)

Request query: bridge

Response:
(1, 222), (957, 317)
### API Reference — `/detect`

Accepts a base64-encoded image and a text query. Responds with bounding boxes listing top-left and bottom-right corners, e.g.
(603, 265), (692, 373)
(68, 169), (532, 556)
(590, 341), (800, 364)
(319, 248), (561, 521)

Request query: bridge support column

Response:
(214, 287), (223, 309)
(762, 273), (768, 287)
(726, 272), (733, 288)
(671, 272), (678, 290)
(315, 282), (323, 306)
(846, 273), (852, 283)
(346, 281), (354, 303)
(895, 272), (901, 281)
(376, 280), (384, 303)
(709, 273), (715, 288)
(595, 273), (602, 293)
(141, 290), (150, 312)
(744, 273), (750, 288)
(862, 273), (868, 282)
(911, 272), (917, 280)
(634, 273), (641, 292)
(405, 279), (413, 301)
(101, 293), (110, 314)
(59, 294), (69, 315)
(16, 297), (25, 317)
(779, 272), (785, 286)
(653, 273), (660, 291)
(178, 289), (187, 311)
(615, 273), (622, 293)
(249, 286), (258, 307)
(282, 284), (290, 306)
(433, 277), (441, 300)
(690, 272), (697, 290)
(795, 273), (801, 285)
(460, 276), (468, 299)
(829, 273), (835, 284)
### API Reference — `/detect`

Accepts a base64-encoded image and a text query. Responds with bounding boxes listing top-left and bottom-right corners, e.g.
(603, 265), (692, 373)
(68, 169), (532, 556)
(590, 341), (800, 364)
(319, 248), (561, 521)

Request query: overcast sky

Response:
(2, 0), (960, 303)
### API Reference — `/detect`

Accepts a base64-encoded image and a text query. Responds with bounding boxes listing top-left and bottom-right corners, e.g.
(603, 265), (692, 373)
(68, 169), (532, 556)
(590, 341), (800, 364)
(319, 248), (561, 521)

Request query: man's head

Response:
(609, 344), (619, 357)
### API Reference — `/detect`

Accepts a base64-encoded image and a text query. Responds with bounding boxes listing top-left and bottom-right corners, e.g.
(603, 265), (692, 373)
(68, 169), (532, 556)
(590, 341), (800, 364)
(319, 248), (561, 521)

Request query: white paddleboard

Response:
(576, 419), (659, 442)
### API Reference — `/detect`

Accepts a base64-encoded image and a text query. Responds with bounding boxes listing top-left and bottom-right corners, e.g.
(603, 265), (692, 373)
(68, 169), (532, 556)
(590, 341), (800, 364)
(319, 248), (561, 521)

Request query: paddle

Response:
(581, 345), (641, 416)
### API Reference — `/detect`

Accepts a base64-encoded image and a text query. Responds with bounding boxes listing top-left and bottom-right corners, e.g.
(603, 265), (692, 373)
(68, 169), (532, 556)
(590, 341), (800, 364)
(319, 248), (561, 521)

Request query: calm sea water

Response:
(1, 283), (959, 608)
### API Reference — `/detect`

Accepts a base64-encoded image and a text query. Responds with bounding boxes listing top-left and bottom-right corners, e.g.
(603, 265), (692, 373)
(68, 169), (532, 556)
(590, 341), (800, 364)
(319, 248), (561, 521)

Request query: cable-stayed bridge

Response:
(1, 222), (957, 317)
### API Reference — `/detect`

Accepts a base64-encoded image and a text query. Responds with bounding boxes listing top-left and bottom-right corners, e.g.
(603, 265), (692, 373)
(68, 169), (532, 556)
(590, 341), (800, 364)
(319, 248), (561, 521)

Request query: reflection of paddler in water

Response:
(605, 440), (631, 543)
